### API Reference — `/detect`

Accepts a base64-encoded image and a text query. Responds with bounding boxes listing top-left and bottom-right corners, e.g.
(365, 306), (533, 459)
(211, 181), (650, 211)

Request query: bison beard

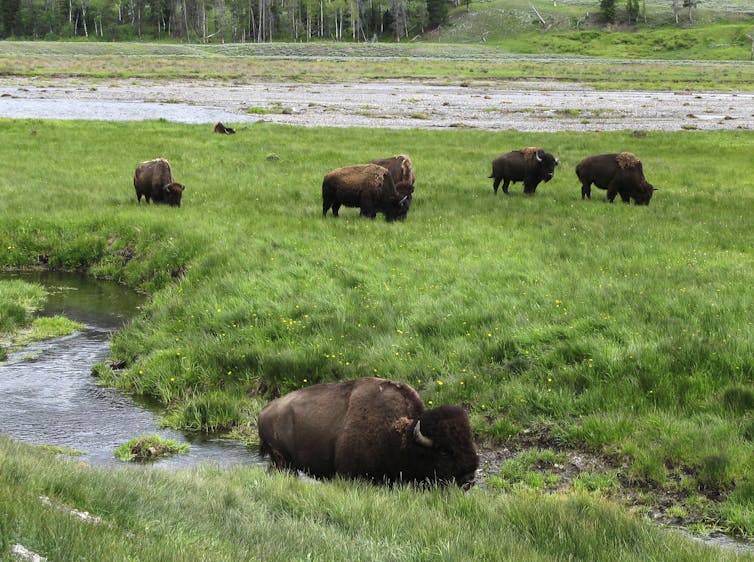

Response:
(258, 377), (479, 487)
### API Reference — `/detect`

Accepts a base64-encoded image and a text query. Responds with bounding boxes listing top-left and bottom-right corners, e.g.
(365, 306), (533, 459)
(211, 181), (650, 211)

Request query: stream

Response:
(0, 270), (264, 469)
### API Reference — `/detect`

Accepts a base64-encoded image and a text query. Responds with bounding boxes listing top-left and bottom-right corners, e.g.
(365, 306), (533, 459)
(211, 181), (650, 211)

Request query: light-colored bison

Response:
(322, 163), (412, 221)
(576, 152), (656, 205)
(489, 146), (558, 195)
(258, 377), (479, 487)
(133, 158), (185, 207)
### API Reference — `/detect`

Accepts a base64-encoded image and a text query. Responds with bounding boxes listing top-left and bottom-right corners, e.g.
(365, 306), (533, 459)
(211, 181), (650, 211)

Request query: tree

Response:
(626, 0), (639, 23)
(599, 0), (615, 23)
(425, 0), (444, 30)
(1, 0), (23, 35)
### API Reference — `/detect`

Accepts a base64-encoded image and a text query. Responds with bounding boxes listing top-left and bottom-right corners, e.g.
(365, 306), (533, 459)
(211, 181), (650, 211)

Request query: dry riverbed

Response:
(1, 77), (753, 132)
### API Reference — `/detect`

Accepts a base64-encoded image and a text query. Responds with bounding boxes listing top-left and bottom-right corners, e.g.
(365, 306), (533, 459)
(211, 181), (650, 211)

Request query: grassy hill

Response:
(431, 0), (754, 60)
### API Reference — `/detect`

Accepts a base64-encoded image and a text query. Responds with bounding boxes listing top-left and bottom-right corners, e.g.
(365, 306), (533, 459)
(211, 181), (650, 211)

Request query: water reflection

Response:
(0, 270), (263, 469)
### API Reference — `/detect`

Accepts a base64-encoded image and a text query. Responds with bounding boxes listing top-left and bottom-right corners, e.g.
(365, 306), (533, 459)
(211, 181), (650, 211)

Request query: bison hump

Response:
(519, 147), (542, 160)
(616, 152), (641, 169)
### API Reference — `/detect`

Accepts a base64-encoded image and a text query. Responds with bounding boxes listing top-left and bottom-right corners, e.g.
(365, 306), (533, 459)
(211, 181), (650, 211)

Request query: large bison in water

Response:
(322, 163), (412, 221)
(576, 152), (656, 205)
(258, 377), (479, 487)
(489, 146), (558, 195)
(133, 158), (185, 207)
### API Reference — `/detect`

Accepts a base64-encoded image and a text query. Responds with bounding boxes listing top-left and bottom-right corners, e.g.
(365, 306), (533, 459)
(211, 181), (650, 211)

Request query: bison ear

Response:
(413, 420), (434, 448)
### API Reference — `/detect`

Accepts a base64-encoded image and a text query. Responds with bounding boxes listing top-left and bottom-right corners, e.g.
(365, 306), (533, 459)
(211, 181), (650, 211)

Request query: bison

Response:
(322, 163), (413, 221)
(213, 122), (236, 134)
(489, 146), (558, 195)
(370, 155), (416, 220)
(258, 377), (479, 488)
(133, 158), (185, 207)
(576, 152), (656, 205)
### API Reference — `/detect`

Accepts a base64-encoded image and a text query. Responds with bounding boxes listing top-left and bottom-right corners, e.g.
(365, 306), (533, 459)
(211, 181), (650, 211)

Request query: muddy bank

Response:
(1, 78), (752, 132)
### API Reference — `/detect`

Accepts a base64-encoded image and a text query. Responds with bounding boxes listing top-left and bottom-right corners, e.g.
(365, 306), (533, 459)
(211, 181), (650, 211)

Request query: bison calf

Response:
(489, 146), (558, 195)
(133, 158), (185, 207)
(576, 152), (656, 205)
(258, 377), (479, 487)
(322, 163), (412, 221)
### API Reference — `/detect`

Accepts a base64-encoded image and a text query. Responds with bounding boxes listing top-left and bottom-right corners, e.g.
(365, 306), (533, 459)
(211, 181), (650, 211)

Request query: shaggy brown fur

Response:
(370, 154), (416, 188)
(616, 152), (641, 169)
(520, 146), (542, 160)
(258, 377), (479, 487)
(133, 158), (185, 207)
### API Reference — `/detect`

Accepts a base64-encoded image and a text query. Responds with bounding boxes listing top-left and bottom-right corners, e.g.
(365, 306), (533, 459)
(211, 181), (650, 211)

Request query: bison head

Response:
(408, 405), (479, 488)
(384, 183), (415, 222)
(634, 180), (656, 206)
(163, 182), (185, 207)
(535, 150), (559, 183)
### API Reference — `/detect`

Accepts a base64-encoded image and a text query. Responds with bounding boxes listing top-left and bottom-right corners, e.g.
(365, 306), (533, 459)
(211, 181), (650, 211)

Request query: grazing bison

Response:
(258, 377), (479, 487)
(576, 152), (656, 205)
(133, 158), (185, 207)
(489, 146), (558, 195)
(214, 122), (236, 134)
(322, 164), (413, 221)
(370, 155), (416, 220)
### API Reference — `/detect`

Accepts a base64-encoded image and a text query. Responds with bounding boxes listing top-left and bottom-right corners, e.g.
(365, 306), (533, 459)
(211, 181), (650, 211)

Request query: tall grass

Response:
(1, 119), (754, 534)
(0, 436), (744, 561)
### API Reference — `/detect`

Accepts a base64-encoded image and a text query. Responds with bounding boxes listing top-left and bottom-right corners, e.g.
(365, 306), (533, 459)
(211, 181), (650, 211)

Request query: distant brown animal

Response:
(322, 163), (413, 221)
(133, 158), (185, 207)
(258, 377), (479, 487)
(575, 152), (656, 205)
(489, 147), (559, 195)
(214, 122), (236, 134)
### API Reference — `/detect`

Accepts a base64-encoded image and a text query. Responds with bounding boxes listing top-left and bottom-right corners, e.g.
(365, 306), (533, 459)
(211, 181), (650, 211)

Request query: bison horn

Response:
(399, 195), (409, 207)
(536, 151), (543, 162)
(413, 420), (434, 447)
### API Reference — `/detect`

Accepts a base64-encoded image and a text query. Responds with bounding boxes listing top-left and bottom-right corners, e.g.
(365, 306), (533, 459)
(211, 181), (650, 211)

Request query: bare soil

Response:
(1, 77), (753, 132)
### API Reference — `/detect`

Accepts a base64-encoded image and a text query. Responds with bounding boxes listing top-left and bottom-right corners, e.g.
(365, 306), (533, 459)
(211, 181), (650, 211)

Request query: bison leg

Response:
(606, 181), (619, 203)
(360, 194), (376, 219)
(523, 180), (538, 195)
(581, 182), (591, 200)
(492, 176), (502, 195)
(332, 202), (341, 217)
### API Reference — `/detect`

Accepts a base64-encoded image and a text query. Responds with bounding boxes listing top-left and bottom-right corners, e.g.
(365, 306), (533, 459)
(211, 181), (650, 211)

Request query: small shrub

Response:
(114, 434), (189, 462)
(697, 453), (733, 492)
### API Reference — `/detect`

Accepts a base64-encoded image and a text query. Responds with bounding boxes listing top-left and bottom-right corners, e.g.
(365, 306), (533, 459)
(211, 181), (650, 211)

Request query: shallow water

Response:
(0, 271), (264, 469)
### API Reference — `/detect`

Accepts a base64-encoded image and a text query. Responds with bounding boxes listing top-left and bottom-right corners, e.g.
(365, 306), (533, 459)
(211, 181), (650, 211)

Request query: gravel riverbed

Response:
(2, 77), (753, 132)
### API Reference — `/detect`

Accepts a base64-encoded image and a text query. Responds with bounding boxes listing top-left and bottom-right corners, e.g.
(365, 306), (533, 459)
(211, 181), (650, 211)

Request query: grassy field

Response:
(2, 40), (754, 90)
(2, 437), (742, 561)
(1, 117), (754, 559)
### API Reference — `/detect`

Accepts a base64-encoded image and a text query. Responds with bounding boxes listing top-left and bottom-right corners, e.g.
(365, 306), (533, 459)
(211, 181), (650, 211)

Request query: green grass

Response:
(113, 434), (190, 462)
(2, 40), (754, 90)
(2, 118), (754, 542)
(0, 436), (746, 561)
(0, 279), (83, 359)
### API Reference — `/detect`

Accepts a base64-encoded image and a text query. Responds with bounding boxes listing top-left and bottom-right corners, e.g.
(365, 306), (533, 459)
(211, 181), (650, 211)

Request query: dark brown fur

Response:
(258, 377), (479, 487)
(576, 153), (655, 205)
(133, 158), (185, 207)
(489, 147), (558, 195)
(213, 122), (236, 134)
(322, 164), (412, 221)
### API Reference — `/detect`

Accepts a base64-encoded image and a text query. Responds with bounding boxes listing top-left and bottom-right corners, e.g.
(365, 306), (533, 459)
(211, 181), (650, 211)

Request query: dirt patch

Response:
(1, 78), (753, 132)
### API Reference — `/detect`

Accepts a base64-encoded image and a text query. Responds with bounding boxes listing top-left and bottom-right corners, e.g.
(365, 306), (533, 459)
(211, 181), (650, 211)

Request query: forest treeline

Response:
(0, 0), (456, 42)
